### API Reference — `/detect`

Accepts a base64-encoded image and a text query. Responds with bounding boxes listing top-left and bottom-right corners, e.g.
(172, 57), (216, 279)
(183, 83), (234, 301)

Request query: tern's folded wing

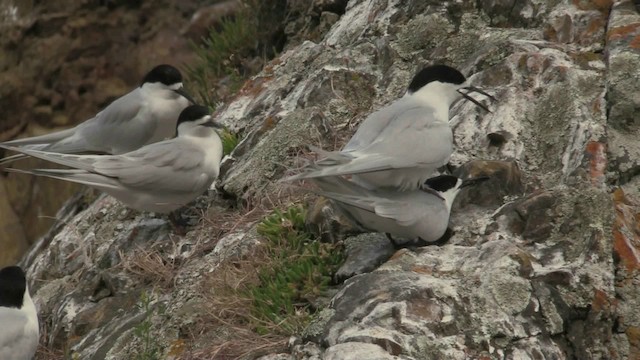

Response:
(94, 140), (216, 192)
(72, 89), (152, 153)
(354, 106), (452, 169)
(372, 196), (429, 227)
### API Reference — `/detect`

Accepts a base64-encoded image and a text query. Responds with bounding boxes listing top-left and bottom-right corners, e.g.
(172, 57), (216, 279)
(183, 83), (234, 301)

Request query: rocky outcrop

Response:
(17, 0), (640, 359)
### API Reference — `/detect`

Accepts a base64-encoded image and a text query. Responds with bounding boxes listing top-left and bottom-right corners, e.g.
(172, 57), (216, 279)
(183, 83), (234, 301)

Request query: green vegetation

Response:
(220, 128), (240, 156)
(249, 206), (345, 335)
(132, 292), (164, 360)
(185, 0), (286, 108)
(186, 13), (257, 108)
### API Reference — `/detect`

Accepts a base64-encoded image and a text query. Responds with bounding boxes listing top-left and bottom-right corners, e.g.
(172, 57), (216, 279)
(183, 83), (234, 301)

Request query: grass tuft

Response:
(185, 0), (287, 108)
(249, 206), (344, 335)
(186, 12), (257, 107)
(183, 205), (345, 357)
(220, 128), (240, 156)
(132, 291), (164, 360)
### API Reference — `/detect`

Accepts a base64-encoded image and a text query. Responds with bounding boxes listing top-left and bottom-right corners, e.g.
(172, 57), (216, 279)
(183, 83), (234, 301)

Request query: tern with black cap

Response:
(285, 64), (495, 190)
(309, 174), (489, 243)
(0, 64), (196, 165)
(2, 105), (223, 213)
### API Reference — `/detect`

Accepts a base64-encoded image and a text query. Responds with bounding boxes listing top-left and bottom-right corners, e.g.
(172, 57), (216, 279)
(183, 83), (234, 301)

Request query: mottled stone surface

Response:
(335, 233), (395, 282)
(606, 0), (640, 184)
(17, 0), (640, 359)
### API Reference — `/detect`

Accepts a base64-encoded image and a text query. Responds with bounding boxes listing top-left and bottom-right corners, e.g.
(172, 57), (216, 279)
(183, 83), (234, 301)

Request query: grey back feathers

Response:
(0, 266), (26, 309)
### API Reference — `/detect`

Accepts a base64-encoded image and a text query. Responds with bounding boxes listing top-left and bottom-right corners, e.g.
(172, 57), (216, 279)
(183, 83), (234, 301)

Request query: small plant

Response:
(249, 206), (345, 335)
(185, 205), (344, 357)
(185, 8), (258, 108)
(220, 128), (240, 156)
(184, 0), (287, 107)
(132, 292), (164, 360)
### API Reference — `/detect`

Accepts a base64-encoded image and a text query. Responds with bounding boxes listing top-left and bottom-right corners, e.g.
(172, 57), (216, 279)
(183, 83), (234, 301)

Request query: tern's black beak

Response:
(174, 87), (197, 105)
(460, 176), (490, 189)
(457, 86), (495, 113)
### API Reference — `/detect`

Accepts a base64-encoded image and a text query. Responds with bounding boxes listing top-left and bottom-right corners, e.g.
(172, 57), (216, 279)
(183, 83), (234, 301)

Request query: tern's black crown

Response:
(0, 266), (26, 309)
(424, 175), (459, 192)
(141, 64), (183, 87)
(407, 65), (466, 93)
(177, 105), (210, 125)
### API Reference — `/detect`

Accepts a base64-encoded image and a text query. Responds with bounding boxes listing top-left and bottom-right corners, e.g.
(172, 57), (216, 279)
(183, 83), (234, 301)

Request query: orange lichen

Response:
(627, 327), (640, 359)
(238, 75), (273, 97)
(411, 266), (432, 274)
(585, 141), (607, 186)
(572, 0), (613, 13)
(630, 35), (640, 49)
(585, 17), (606, 36)
(260, 116), (278, 132)
(607, 23), (640, 41)
(612, 189), (640, 272)
(591, 289), (613, 313)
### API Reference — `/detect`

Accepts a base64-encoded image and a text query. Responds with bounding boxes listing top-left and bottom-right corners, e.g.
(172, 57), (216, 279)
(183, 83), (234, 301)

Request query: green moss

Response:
(249, 206), (345, 335)
(220, 128), (240, 156)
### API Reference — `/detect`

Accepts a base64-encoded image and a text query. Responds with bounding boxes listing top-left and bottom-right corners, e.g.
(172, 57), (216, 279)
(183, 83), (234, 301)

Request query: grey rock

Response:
(291, 340), (323, 360)
(606, 0), (640, 184)
(479, 0), (557, 28)
(335, 233), (395, 282)
(323, 342), (403, 360)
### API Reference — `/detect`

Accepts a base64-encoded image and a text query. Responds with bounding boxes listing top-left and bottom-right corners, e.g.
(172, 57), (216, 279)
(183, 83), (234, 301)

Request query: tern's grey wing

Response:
(356, 105), (450, 165)
(310, 176), (370, 196)
(372, 192), (432, 226)
(316, 190), (378, 214)
(318, 189), (427, 227)
(93, 139), (215, 192)
(293, 106), (451, 180)
(64, 89), (153, 154)
(343, 97), (411, 151)
(0, 309), (34, 357)
(1, 145), (104, 172)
